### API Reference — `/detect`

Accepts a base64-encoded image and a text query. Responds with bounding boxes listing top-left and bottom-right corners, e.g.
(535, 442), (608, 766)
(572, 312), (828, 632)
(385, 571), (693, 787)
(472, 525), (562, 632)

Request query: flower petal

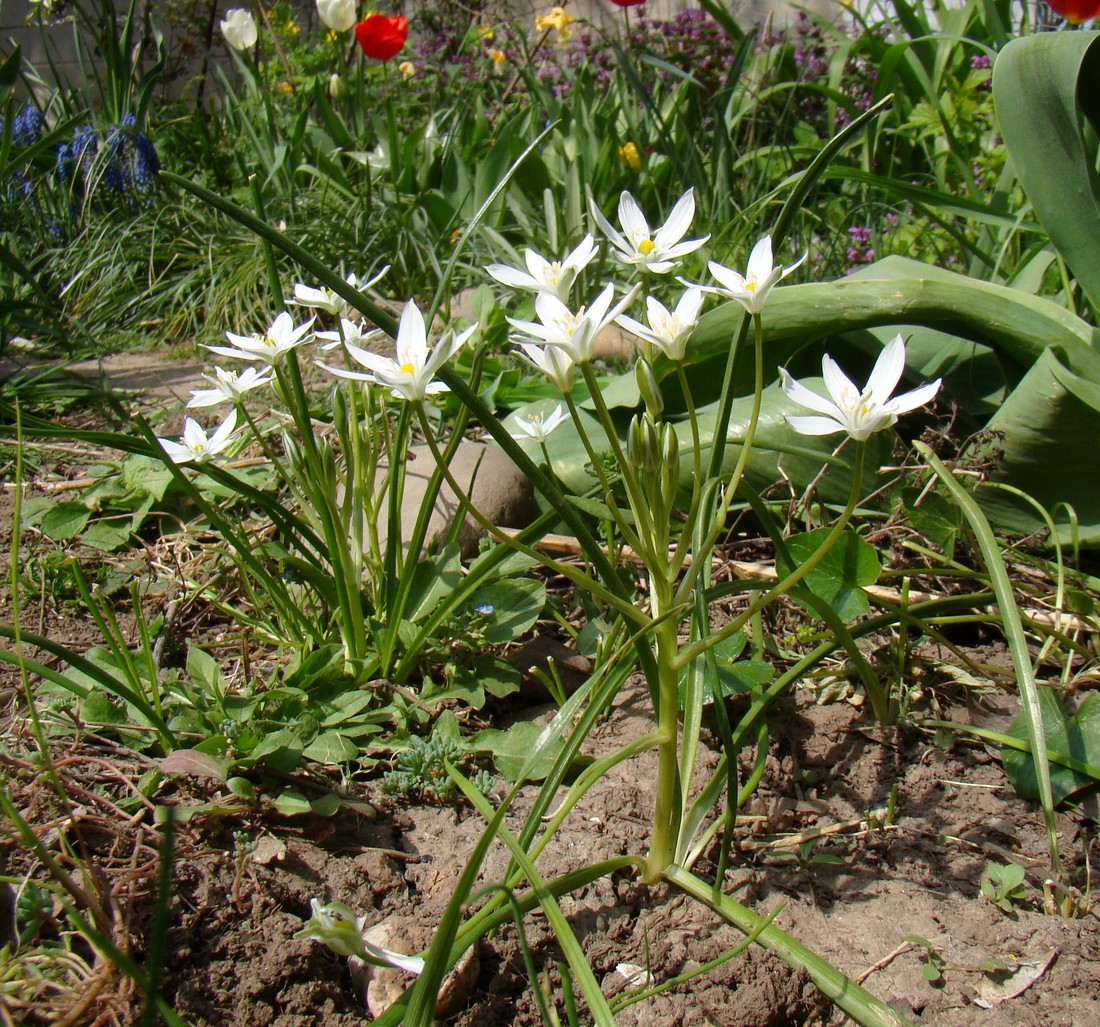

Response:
(707, 261), (748, 295)
(395, 302), (427, 367)
(617, 191), (650, 243)
(865, 335), (906, 405)
(821, 354), (860, 408)
(785, 414), (847, 437)
(589, 198), (628, 253)
(780, 368), (845, 418)
(486, 263), (539, 291)
(885, 377), (942, 415)
(654, 188), (695, 248)
(746, 236), (774, 280)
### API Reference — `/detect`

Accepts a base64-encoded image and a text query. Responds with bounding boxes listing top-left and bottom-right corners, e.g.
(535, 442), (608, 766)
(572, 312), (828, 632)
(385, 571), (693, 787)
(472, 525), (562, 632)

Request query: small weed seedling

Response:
(980, 862), (1028, 915)
(905, 935), (946, 986)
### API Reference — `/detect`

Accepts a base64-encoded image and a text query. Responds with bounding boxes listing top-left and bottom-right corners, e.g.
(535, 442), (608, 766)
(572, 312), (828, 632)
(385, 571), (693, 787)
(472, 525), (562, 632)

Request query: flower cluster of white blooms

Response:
(483, 187), (939, 445)
(158, 267), (396, 464)
(159, 189), (941, 467)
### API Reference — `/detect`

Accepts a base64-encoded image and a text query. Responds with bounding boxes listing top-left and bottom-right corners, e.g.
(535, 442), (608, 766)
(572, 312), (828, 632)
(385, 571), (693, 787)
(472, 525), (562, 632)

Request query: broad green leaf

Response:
(302, 731), (359, 766)
(80, 521), (132, 552)
(404, 543), (462, 623)
(466, 578), (546, 644)
(245, 729), (303, 773)
(1003, 688), (1100, 805)
(783, 528), (882, 620)
(39, 501), (90, 540)
(273, 790), (313, 817)
(186, 647), (225, 695)
(980, 348), (1100, 544)
(993, 32), (1100, 319)
(470, 719), (571, 782)
(160, 749), (228, 782)
(901, 487), (963, 557)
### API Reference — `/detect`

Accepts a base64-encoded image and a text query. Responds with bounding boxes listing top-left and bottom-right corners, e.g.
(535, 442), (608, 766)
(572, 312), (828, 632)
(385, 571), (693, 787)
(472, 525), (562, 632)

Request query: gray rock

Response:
(374, 439), (536, 558)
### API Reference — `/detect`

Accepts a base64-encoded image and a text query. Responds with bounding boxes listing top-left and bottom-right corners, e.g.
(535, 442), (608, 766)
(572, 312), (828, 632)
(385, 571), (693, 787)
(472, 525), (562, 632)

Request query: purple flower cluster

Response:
(407, 8), (739, 105)
(760, 15), (879, 131)
(845, 225), (875, 274)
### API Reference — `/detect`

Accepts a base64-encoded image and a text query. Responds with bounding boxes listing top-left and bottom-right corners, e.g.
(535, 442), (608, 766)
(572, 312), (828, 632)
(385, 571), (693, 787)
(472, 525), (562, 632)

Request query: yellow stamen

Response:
(639, 238), (656, 255)
(400, 363), (415, 374)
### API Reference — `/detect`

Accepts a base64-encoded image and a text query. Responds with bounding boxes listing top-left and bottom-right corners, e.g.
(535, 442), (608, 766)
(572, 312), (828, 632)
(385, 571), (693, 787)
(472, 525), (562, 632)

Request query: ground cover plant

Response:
(3, 1), (1100, 1025)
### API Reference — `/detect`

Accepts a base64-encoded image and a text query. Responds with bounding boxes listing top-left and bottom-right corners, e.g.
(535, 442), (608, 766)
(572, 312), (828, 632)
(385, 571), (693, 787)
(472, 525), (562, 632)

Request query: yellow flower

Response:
(489, 48), (506, 69)
(619, 141), (641, 173)
(278, 80), (294, 94)
(326, 29), (339, 43)
(283, 19), (299, 37)
(478, 26), (495, 40)
(535, 6), (575, 44)
(398, 60), (416, 78)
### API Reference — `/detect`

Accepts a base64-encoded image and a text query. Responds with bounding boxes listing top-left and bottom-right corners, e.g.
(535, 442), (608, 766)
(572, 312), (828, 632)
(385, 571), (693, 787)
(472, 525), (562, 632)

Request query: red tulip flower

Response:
(1045, 0), (1100, 21)
(608, 0), (647, 6)
(355, 14), (409, 61)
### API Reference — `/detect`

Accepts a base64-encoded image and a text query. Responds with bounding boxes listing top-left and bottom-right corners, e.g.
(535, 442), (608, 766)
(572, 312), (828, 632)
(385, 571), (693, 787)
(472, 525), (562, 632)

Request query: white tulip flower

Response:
(158, 411), (240, 464)
(780, 335), (942, 442)
(187, 365), (274, 408)
(589, 188), (709, 274)
(486, 235), (597, 302)
(220, 9), (258, 50)
(704, 235), (806, 316)
(316, 0), (357, 32)
(205, 311), (314, 363)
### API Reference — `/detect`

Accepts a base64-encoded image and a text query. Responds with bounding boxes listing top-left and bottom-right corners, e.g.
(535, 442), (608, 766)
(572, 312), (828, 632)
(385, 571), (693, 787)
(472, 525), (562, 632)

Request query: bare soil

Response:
(1, 357), (1099, 1026)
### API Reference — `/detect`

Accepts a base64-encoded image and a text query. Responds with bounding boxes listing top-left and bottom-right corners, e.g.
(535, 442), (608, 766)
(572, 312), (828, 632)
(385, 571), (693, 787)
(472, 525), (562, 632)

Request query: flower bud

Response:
(635, 358), (664, 420)
(627, 414), (663, 474)
(660, 422), (680, 496)
(327, 72), (346, 100)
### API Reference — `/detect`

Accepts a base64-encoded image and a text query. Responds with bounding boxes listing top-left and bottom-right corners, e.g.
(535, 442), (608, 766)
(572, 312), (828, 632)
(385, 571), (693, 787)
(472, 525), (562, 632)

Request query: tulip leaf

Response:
(978, 347), (1100, 544)
(993, 31), (1100, 320)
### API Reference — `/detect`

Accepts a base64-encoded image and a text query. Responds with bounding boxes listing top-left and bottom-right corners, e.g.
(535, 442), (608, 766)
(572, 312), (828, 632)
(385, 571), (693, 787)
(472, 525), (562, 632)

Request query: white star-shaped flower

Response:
(590, 188), (709, 274)
(187, 365), (274, 408)
(507, 284), (639, 364)
(290, 267), (389, 319)
(318, 302), (473, 401)
(510, 403), (570, 442)
(514, 342), (576, 395)
(615, 287), (704, 362)
(486, 235), (597, 302)
(704, 235), (806, 315)
(205, 311), (314, 363)
(780, 335), (942, 442)
(315, 317), (377, 352)
(157, 411), (240, 464)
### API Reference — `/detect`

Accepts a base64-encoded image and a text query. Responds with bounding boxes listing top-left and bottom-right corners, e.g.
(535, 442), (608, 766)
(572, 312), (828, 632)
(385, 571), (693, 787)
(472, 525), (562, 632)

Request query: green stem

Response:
(579, 362), (655, 546)
(673, 441), (867, 670)
(677, 311), (765, 602)
(562, 391), (645, 557)
(644, 591), (682, 882)
(412, 406), (649, 627)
